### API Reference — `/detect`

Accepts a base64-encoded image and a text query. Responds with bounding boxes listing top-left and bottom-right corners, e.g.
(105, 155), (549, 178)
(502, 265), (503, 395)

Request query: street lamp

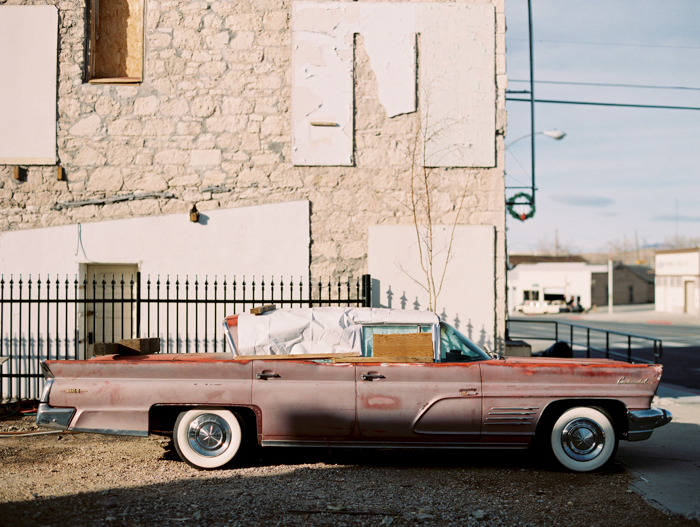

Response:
(505, 129), (566, 217)
(506, 129), (566, 149)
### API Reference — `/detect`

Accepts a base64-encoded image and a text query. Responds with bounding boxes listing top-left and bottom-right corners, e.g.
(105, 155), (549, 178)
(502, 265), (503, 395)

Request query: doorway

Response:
(85, 264), (139, 357)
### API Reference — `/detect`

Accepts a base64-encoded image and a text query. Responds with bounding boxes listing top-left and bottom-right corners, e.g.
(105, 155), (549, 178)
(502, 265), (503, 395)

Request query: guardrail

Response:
(506, 318), (663, 364)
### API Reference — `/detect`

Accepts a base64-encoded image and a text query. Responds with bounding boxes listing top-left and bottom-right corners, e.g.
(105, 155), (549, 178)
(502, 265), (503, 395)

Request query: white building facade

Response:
(507, 262), (607, 313)
(655, 248), (700, 315)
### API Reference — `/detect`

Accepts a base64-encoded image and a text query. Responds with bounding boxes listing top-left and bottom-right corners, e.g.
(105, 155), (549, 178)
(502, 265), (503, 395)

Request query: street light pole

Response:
(527, 0), (535, 207)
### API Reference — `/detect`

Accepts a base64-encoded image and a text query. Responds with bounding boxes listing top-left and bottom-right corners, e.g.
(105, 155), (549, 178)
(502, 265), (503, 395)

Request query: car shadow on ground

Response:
(0, 446), (635, 527)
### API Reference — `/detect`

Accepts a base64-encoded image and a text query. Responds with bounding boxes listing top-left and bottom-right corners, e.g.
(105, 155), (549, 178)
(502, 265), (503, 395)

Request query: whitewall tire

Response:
(174, 408), (242, 470)
(550, 407), (617, 472)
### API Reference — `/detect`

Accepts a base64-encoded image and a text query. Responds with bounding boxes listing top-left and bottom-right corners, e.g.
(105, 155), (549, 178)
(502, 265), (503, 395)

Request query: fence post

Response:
(136, 272), (141, 338)
(627, 335), (632, 363)
(586, 327), (590, 358)
(362, 274), (371, 307)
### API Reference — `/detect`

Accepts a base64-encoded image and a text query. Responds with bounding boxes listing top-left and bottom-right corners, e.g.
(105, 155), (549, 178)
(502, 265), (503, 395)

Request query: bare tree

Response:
(399, 98), (470, 313)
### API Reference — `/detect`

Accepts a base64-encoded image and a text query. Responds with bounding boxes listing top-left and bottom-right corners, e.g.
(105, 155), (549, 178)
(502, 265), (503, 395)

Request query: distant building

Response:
(507, 262), (606, 312)
(655, 248), (699, 314)
(508, 258), (655, 313)
(508, 255), (587, 268)
(590, 264), (655, 306)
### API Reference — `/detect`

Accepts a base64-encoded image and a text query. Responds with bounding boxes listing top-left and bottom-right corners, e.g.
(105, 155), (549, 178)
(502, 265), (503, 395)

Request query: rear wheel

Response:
(173, 408), (242, 470)
(550, 407), (617, 472)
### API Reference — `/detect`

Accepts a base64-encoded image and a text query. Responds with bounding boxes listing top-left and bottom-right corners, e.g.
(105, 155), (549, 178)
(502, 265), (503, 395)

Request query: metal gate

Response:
(0, 273), (371, 400)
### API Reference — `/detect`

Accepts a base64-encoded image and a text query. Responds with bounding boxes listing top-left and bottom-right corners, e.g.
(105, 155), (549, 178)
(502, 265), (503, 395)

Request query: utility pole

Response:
(608, 258), (613, 314)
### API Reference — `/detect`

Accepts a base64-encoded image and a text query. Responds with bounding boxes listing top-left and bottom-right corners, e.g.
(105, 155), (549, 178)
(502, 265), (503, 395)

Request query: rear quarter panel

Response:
(480, 358), (662, 440)
(47, 357), (252, 435)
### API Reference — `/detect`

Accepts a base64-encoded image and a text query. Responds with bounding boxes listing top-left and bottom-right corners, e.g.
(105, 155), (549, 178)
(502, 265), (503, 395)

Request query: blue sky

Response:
(504, 0), (700, 254)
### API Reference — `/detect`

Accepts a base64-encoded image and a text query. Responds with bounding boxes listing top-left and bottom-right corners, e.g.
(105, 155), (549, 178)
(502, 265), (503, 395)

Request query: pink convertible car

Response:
(37, 307), (671, 472)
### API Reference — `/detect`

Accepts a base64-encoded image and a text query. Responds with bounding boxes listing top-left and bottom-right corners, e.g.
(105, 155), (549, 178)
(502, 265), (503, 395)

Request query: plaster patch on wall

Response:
(0, 6), (58, 165)
(291, 2), (495, 168)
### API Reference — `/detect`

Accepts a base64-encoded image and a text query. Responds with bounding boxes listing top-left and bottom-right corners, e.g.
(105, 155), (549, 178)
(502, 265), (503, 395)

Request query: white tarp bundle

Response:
(236, 307), (438, 356)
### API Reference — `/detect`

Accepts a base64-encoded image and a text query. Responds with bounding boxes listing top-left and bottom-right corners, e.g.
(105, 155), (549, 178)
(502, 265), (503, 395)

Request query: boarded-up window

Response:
(89, 0), (143, 83)
(0, 6), (58, 165)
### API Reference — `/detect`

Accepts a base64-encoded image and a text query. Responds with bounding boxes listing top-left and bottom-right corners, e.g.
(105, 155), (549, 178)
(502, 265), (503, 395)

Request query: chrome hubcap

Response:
(187, 414), (232, 457)
(561, 417), (605, 461)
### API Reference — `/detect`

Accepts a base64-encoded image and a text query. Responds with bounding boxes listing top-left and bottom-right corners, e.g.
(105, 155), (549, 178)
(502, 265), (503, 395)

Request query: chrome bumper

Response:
(36, 403), (75, 430)
(627, 408), (673, 441)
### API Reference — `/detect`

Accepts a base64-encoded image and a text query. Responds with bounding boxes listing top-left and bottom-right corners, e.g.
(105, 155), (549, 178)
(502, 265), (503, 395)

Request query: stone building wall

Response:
(0, 0), (506, 339)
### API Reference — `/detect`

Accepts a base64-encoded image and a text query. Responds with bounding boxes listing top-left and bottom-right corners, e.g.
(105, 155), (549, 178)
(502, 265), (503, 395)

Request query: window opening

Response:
(89, 0), (143, 83)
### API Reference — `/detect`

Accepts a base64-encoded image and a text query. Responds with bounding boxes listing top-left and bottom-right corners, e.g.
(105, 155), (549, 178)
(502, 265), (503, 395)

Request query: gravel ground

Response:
(0, 415), (697, 527)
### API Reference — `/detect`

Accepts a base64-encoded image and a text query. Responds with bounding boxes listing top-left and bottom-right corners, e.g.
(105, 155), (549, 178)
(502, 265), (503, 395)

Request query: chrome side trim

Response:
(40, 378), (54, 403)
(260, 440), (528, 449)
(68, 427), (149, 437)
(484, 422), (531, 426)
(413, 430), (481, 436)
(491, 407), (540, 411)
(488, 411), (536, 416)
(40, 360), (53, 379)
(36, 403), (75, 430)
(627, 408), (673, 442)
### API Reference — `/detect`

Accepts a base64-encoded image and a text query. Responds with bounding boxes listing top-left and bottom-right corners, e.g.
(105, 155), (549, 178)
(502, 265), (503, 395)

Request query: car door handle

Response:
(256, 372), (280, 380)
(361, 372), (386, 381)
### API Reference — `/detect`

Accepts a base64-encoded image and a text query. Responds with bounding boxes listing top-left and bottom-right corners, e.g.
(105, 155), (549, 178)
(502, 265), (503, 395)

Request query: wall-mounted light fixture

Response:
(189, 204), (199, 223)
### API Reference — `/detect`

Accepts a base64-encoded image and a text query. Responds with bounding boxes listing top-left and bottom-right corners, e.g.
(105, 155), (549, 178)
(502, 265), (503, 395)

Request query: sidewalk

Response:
(617, 383), (700, 520)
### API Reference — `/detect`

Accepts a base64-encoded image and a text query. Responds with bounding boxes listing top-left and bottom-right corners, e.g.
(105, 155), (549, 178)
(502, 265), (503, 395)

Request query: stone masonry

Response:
(0, 0), (507, 341)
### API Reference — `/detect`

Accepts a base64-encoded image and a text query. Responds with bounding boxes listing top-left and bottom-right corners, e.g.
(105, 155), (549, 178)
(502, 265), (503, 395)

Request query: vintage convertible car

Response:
(37, 307), (671, 472)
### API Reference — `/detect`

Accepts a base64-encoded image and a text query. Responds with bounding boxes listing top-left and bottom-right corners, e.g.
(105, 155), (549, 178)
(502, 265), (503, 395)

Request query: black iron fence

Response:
(507, 317), (663, 364)
(0, 273), (371, 400)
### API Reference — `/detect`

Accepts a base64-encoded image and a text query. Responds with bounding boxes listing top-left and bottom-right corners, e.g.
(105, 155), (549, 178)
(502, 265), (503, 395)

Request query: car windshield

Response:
(439, 322), (491, 362)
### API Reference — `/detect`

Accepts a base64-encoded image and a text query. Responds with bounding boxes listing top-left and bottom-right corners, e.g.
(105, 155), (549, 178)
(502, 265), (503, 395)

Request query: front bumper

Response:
(627, 408), (673, 441)
(36, 403), (75, 430)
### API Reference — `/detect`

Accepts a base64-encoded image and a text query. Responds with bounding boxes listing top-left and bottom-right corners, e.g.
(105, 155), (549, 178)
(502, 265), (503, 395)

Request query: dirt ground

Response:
(0, 415), (697, 527)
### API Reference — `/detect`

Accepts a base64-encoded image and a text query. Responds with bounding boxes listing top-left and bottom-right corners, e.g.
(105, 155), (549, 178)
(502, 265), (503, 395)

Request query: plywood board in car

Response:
(330, 356), (432, 363)
(373, 333), (433, 358)
(233, 352), (361, 361)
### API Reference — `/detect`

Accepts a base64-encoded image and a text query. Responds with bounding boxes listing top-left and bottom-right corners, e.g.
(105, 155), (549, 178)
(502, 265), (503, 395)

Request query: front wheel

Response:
(174, 408), (242, 470)
(550, 407), (618, 472)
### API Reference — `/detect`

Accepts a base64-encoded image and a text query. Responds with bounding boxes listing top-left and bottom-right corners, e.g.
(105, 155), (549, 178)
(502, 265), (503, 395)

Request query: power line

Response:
(509, 79), (700, 92)
(505, 97), (700, 111)
(507, 37), (700, 50)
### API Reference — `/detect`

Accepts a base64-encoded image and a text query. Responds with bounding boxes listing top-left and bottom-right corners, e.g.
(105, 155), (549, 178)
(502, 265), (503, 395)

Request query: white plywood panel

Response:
(369, 225), (496, 351)
(291, 2), (495, 168)
(0, 200), (310, 279)
(0, 6), (58, 164)
(418, 4), (495, 167)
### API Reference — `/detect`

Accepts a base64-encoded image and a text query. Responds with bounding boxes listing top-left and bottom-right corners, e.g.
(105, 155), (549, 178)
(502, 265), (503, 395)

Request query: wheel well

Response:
(150, 405), (258, 440)
(535, 399), (628, 440)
